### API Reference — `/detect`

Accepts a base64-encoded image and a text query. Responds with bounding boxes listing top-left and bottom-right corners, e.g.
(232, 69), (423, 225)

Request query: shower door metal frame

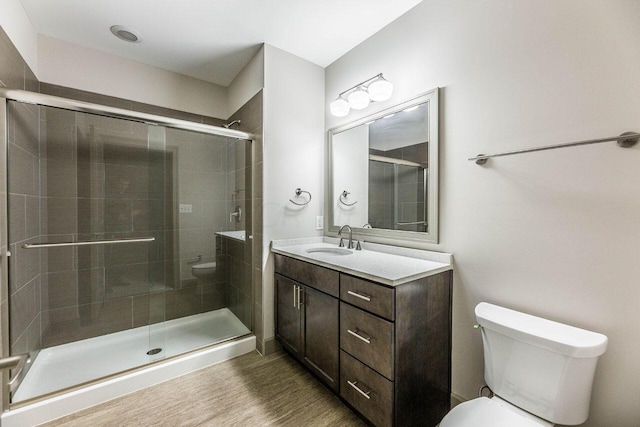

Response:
(0, 98), (10, 413)
(0, 89), (254, 411)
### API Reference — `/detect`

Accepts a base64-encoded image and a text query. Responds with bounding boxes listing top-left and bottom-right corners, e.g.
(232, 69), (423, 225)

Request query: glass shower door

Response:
(6, 102), (167, 402)
(5, 96), (252, 404)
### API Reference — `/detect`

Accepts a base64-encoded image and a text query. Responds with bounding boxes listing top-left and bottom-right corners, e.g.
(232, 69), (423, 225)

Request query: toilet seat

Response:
(439, 397), (553, 427)
(192, 262), (216, 269)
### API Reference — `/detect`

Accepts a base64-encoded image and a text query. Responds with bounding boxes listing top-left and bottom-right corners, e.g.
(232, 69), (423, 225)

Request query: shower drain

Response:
(146, 348), (162, 355)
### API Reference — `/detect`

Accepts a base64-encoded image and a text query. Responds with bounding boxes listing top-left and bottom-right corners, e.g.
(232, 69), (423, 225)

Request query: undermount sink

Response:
(305, 247), (352, 256)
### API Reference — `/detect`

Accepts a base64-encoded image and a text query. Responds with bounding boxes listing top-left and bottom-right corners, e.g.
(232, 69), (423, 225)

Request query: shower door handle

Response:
(22, 237), (155, 249)
(0, 353), (30, 392)
(0, 354), (27, 371)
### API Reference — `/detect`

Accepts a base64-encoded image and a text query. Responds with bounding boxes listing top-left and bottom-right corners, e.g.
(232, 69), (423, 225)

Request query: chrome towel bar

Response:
(22, 237), (155, 249)
(470, 131), (639, 165)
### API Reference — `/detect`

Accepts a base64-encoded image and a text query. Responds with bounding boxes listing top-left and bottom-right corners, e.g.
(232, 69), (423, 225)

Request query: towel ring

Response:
(339, 190), (358, 206)
(289, 188), (311, 206)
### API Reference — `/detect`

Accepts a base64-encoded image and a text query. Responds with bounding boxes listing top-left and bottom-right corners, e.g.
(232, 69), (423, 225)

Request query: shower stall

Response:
(0, 89), (254, 407)
(368, 155), (427, 233)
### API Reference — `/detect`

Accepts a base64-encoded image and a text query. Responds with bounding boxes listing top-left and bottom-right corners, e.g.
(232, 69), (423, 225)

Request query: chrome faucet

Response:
(338, 224), (354, 249)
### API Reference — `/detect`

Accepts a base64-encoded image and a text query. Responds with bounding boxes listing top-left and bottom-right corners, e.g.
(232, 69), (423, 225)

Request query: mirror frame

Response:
(326, 87), (439, 244)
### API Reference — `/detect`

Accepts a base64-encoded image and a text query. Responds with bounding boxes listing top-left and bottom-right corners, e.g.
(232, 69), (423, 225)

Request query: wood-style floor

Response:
(39, 351), (367, 426)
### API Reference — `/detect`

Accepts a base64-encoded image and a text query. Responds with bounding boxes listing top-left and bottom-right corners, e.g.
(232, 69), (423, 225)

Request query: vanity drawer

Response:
(274, 254), (339, 297)
(340, 350), (393, 427)
(340, 274), (395, 321)
(340, 302), (394, 380)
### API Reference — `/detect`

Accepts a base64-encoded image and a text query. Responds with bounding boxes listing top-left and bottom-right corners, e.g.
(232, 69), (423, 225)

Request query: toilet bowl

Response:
(440, 397), (552, 427)
(439, 302), (607, 427)
(191, 262), (217, 279)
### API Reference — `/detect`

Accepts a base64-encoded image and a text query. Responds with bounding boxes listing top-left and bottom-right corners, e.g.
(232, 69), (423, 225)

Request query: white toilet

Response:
(191, 261), (217, 280)
(191, 261), (218, 294)
(440, 302), (608, 427)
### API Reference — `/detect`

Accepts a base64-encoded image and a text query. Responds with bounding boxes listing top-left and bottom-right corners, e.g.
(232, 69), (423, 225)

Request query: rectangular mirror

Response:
(327, 88), (439, 243)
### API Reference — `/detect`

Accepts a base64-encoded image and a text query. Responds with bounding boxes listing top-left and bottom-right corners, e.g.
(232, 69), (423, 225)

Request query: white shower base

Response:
(3, 309), (254, 427)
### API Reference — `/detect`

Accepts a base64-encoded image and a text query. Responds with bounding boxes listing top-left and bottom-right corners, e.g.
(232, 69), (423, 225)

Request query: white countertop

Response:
(271, 237), (452, 286)
(216, 230), (246, 242)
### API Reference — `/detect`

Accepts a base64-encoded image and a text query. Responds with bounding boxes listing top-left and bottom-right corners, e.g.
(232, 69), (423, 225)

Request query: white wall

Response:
(0, 0), (38, 73)
(227, 46), (264, 116)
(37, 35), (228, 118)
(262, 44), (325, 341)
(332, 125), (369, 227)
(326, 1), (640, 426)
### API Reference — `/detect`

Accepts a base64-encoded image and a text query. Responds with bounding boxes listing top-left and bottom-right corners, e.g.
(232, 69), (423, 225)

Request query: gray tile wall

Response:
(7, 101), (43, 360)
(39, 83), (227, 128)
(1, 25), (42, 407)
(227, 91), (263, 353)
(165, 128), (231, 317)
(38, 108), (168, 347)
(217, 235), (252, 329)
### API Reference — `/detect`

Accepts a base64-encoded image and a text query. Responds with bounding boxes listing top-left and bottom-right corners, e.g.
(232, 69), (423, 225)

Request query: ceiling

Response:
(370, 103), (428, 151)
(20, 0), (423, 87)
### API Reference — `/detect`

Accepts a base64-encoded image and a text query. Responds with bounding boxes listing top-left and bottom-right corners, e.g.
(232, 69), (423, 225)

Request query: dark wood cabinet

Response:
(275, 274), (302, 357)
(275, 253), (452, 427)
(275, 266), (340, 391)
(302, 285), (339, 389)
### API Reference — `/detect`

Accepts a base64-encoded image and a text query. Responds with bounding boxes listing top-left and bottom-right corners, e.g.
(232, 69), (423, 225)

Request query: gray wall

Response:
(325, 2), (640, 425)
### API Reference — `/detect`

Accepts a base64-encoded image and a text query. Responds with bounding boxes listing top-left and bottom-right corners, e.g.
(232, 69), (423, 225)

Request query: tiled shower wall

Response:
(1, 24), (41, 392)
(35, 108), (173, 347)
(7, 101), (42, 359)
(227, 91), (263, 352)
(168, 127), (231, 313)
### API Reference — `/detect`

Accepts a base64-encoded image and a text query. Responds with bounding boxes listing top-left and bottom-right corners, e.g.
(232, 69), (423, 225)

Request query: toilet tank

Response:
(475, 302), (608, 425)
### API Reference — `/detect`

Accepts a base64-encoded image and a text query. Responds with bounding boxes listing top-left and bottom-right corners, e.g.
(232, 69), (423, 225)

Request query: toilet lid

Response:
(192, 262), (216, 269)
(439, 398), (551, 427)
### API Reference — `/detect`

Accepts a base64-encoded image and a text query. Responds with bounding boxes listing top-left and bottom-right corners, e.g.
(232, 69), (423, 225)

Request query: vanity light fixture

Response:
(329, 73), (393, 117)
(348, 86), (370, 110)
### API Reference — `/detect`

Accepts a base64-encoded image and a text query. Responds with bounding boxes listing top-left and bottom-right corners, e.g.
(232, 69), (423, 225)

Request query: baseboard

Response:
(262, 337), (282, 355)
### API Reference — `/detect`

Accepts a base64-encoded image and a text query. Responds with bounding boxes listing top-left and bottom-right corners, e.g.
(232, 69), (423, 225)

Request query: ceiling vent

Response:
(110, 25), (141, 43)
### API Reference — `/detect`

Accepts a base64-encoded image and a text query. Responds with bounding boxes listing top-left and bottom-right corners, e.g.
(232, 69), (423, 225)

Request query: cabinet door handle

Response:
(347, 290), (371, 301)
(347, 380), (372, 400)
(297, 286), (304, 310)
(347, 328), (371, 344)
(293, 285), (298, 308)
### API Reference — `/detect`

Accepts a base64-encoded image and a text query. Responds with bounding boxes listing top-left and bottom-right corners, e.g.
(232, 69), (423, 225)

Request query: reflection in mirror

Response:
(328, 88), (438, 243)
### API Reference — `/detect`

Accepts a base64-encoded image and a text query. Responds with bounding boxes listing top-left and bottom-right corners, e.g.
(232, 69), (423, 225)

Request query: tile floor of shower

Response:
(13, 308), (250, 402)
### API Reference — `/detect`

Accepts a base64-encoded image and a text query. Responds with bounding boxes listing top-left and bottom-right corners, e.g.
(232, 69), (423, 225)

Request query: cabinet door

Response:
(303, 285), (340, 390)
(275, 274), (302, 357)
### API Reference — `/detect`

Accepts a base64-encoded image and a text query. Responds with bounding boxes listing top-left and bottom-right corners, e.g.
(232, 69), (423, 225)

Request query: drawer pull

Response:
(347, 290), (371, 301)
(347, 380), (372, 400)
(347, 328), (371, 344)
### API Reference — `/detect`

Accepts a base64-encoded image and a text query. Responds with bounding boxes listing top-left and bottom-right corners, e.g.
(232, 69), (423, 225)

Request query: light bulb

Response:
(347, 87), (370, 110)
(330, 97), (350, 117)
(367, 77), (393, 102)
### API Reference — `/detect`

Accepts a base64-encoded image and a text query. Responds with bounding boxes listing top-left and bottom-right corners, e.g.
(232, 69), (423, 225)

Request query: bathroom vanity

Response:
(272, 238), (453, 427)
